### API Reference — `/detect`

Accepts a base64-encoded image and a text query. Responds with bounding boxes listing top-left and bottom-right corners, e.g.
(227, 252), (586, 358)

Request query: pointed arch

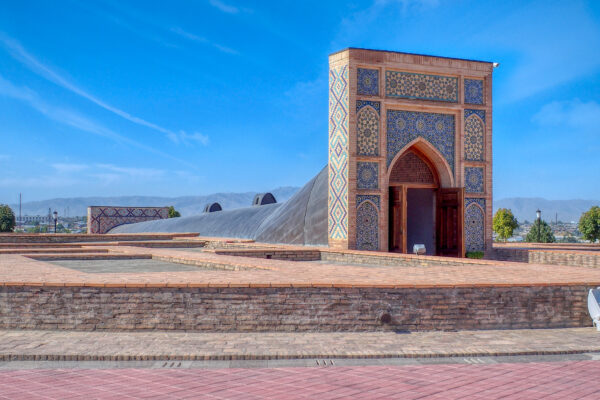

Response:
(386, 137), (454, 187)
(464, 114), (485, 162)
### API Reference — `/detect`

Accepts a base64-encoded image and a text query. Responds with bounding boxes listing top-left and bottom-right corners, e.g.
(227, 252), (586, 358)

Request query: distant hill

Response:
(494, 197), (600, 223)
(9, 187), (299, 218)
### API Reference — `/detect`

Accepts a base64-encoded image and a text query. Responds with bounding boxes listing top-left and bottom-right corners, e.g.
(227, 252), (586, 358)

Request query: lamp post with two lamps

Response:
(53, 211), (58, 234)
(536, 209), (541, 243)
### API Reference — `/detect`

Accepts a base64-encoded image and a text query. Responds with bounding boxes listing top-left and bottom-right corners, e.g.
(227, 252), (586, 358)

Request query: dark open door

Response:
(389, 186), (405, 252)
(436, 188), (464, 257)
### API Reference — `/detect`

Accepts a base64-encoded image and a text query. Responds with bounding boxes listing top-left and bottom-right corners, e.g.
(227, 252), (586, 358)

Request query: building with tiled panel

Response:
(328, 48), (494, 256)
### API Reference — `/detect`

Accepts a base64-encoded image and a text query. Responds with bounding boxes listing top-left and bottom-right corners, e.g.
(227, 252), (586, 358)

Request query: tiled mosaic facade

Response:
(328, 48), (493, 254)
(464, 79), (484, 105)
(465, 167), (484, 193)
(356, 201), (379, 251)
(465, 199), (485, 252)
(386, 110), (455, 171)
(356, 101), (380, 156)
(87, 206), (168, 234)
(357, 161), (379, 189)
(385, 71), (458, 102)
(357, 68), (379, 96)
(328, 65), (349, 240)
(464, 111), (485, 162)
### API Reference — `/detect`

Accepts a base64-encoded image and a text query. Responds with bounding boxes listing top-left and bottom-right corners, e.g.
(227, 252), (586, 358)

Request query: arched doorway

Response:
(387, 143), (463, 256)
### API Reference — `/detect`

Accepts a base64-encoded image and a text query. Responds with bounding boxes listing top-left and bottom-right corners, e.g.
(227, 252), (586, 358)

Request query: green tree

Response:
(526, 220), (556, 243)
(168, 206), (181, 218)
(0, 205), (16, 232)
(493, 208), (519, 242)
(578, 206), (600, 243)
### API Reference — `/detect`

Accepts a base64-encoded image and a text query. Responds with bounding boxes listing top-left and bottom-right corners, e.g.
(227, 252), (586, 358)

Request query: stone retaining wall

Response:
(0, 285), (592, 332)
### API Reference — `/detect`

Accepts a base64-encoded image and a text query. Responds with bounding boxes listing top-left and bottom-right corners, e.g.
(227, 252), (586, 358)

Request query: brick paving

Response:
(0, 360), (599, 399)
(1, 328), (599, 361)
(2, 244), (600, 288)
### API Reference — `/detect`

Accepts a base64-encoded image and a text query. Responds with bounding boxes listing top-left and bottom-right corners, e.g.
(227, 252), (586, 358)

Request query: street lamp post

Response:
(53, 211), (58, 234)
(536, 209), (541, 243)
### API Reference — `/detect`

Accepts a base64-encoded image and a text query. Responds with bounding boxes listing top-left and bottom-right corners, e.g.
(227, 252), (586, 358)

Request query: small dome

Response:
(252, 193), (277, 206)
(203, 202), (222, 213)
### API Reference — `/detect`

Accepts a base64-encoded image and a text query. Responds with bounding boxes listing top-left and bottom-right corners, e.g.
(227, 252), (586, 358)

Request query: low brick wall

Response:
(493, 248), (600, 268)
(321, 250), (487, 267)
(0, 233), (198, 244)
(214, 249), (321, 261)
(0, 285), (592, 332)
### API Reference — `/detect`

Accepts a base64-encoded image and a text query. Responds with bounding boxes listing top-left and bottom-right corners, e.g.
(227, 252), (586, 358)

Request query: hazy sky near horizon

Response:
(1, 0), (599, 203)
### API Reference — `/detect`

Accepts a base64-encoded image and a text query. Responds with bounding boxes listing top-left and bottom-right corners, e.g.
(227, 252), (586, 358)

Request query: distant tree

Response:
(578, 206), (600, 243)
(0, 205), (16, 232)
(493, 208), (519, 242)
(168, 206), (181, 218)
(526, 220), (556, 243)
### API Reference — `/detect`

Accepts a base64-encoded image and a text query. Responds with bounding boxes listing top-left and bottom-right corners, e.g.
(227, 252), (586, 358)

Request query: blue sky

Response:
(1, 0), (599, 204)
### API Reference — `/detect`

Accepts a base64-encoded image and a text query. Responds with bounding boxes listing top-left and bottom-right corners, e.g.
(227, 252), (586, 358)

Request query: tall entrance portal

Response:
(327, 48), (493, 256)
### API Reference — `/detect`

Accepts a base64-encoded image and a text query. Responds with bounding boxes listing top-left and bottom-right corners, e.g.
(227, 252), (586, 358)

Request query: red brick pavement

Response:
(1, 361), (600, 399)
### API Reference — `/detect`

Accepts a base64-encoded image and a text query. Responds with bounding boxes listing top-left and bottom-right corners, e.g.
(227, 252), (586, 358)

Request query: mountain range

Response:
(9, 187), (300, 218)
(493, 198), (599, 223)
(8, 192), (599, 224)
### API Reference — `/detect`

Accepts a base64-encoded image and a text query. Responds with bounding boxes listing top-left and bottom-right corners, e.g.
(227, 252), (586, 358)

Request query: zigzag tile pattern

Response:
(328, 65), (350, 240)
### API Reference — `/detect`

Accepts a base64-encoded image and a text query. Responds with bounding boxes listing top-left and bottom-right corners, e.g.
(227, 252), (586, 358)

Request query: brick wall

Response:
(0, 285), (592, 332)
(492, 247), (600, 268)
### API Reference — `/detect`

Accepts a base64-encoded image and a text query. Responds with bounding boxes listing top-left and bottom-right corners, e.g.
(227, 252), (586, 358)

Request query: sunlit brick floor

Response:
(1, 361), (600, 399)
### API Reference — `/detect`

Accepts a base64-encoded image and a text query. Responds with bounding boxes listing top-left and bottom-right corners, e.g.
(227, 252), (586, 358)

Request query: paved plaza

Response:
(3, 245), (600, 287)
(1, 360), (600, 399)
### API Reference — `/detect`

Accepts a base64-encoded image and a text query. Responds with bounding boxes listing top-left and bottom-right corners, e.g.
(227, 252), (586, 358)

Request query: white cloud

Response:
(0, 176), (81, 188)
(52, 163), (89, 173)
(0, 33), (186, 141)
(209, 0), (239, 14)
(95, 164), (165, 178)
(475, 1), (600, 103)
(0, 74), (194, 167)
(532, 99), (600, 131)
(167, 130), (210, 146)
(170, 27), (238, 55)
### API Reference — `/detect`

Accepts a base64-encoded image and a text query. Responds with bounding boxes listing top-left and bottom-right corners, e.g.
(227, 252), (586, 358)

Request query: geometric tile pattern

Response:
(357, 194), (381, 210)
(465, 197), (486, 210)
(465, 201), (485, 252)
(465, 167), (484, 193)
(386, 71), (458, 102)
(357, 68), (379, 96)
(464, 78), (484, 105)
(464, 109), (485, 123)
(356, 200), (379, 251)
(356, 101), (380, 156)
(357, 161), (379, 189)
(87, 206), (169, 234)
(328, 64), (350, 240)
(386, 110), (455, 171)
(464, 112), (485, 162)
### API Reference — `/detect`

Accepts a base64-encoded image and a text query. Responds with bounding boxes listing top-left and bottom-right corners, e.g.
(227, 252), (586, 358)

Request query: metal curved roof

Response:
(110, 166), (328, 246)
